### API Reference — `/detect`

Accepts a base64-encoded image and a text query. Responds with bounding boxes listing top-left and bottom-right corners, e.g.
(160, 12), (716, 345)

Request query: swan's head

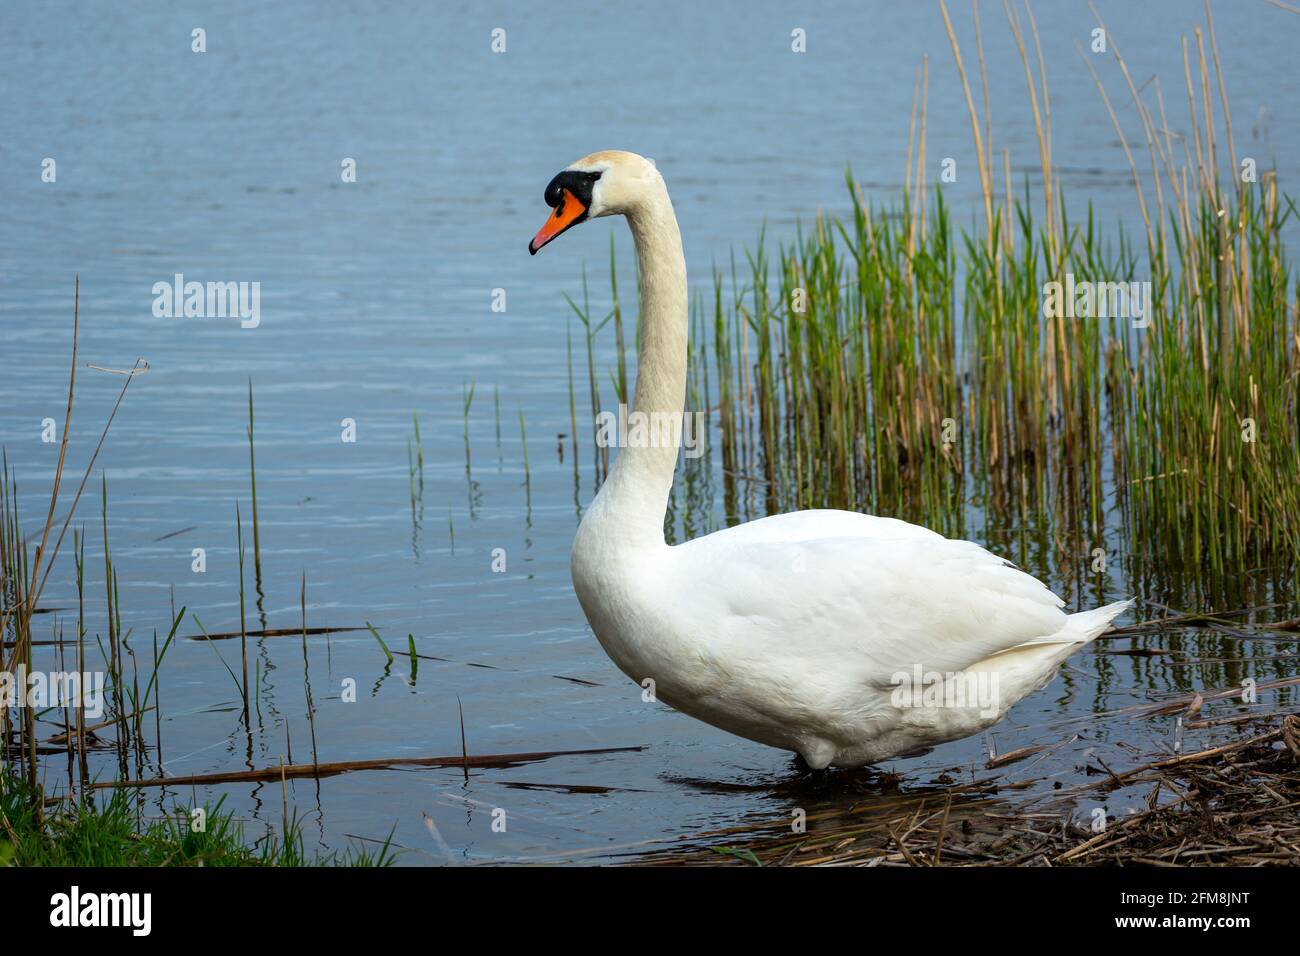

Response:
(528, 150), (662, 255)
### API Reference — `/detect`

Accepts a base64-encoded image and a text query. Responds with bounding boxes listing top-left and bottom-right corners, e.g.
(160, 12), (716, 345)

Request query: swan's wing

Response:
(671, 527), (1068, 682)
(697, 508), (945, 546)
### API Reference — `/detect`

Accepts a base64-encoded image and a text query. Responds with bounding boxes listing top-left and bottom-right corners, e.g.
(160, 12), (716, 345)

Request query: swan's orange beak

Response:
(529, 189), (587, 255)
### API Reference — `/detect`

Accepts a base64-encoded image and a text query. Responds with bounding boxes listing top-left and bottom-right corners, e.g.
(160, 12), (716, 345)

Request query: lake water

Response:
(2, 1), (1298, 863)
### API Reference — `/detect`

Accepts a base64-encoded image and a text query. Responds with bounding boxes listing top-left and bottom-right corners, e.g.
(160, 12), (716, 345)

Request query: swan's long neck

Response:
(591, 188), (688, 547)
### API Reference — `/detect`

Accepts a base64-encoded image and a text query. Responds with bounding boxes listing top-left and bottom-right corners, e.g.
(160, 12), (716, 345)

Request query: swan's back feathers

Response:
(670, 513), (1076, 684)
(701, 508), (946, 546)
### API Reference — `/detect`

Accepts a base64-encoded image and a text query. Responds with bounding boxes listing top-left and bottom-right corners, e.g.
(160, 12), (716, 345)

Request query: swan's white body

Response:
(542, 151), (1130, 769)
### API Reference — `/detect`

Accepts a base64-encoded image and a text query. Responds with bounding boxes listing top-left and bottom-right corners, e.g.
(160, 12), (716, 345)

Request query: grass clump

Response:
(0, 768), (394, 866)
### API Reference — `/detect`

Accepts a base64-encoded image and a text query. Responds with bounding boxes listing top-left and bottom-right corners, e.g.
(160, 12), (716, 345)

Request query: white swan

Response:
(530, 150), (1130, 769)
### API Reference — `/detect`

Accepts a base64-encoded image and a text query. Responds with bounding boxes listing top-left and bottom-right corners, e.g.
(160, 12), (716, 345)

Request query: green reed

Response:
(247, 380), (263, 595)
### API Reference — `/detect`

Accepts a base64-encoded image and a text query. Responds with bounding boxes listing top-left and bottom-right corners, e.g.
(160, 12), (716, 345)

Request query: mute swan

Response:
(529, 150), (1130, 769)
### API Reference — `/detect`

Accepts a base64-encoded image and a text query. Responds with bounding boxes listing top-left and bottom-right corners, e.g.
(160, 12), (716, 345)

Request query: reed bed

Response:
(568, 2), (1300, 593)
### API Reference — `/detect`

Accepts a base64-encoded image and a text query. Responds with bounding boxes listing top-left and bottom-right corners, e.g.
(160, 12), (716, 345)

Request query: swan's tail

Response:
(974, 598), (1134, 707)
(1060, 598), (1134, 645)
(1008, 598), (1133, 652)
